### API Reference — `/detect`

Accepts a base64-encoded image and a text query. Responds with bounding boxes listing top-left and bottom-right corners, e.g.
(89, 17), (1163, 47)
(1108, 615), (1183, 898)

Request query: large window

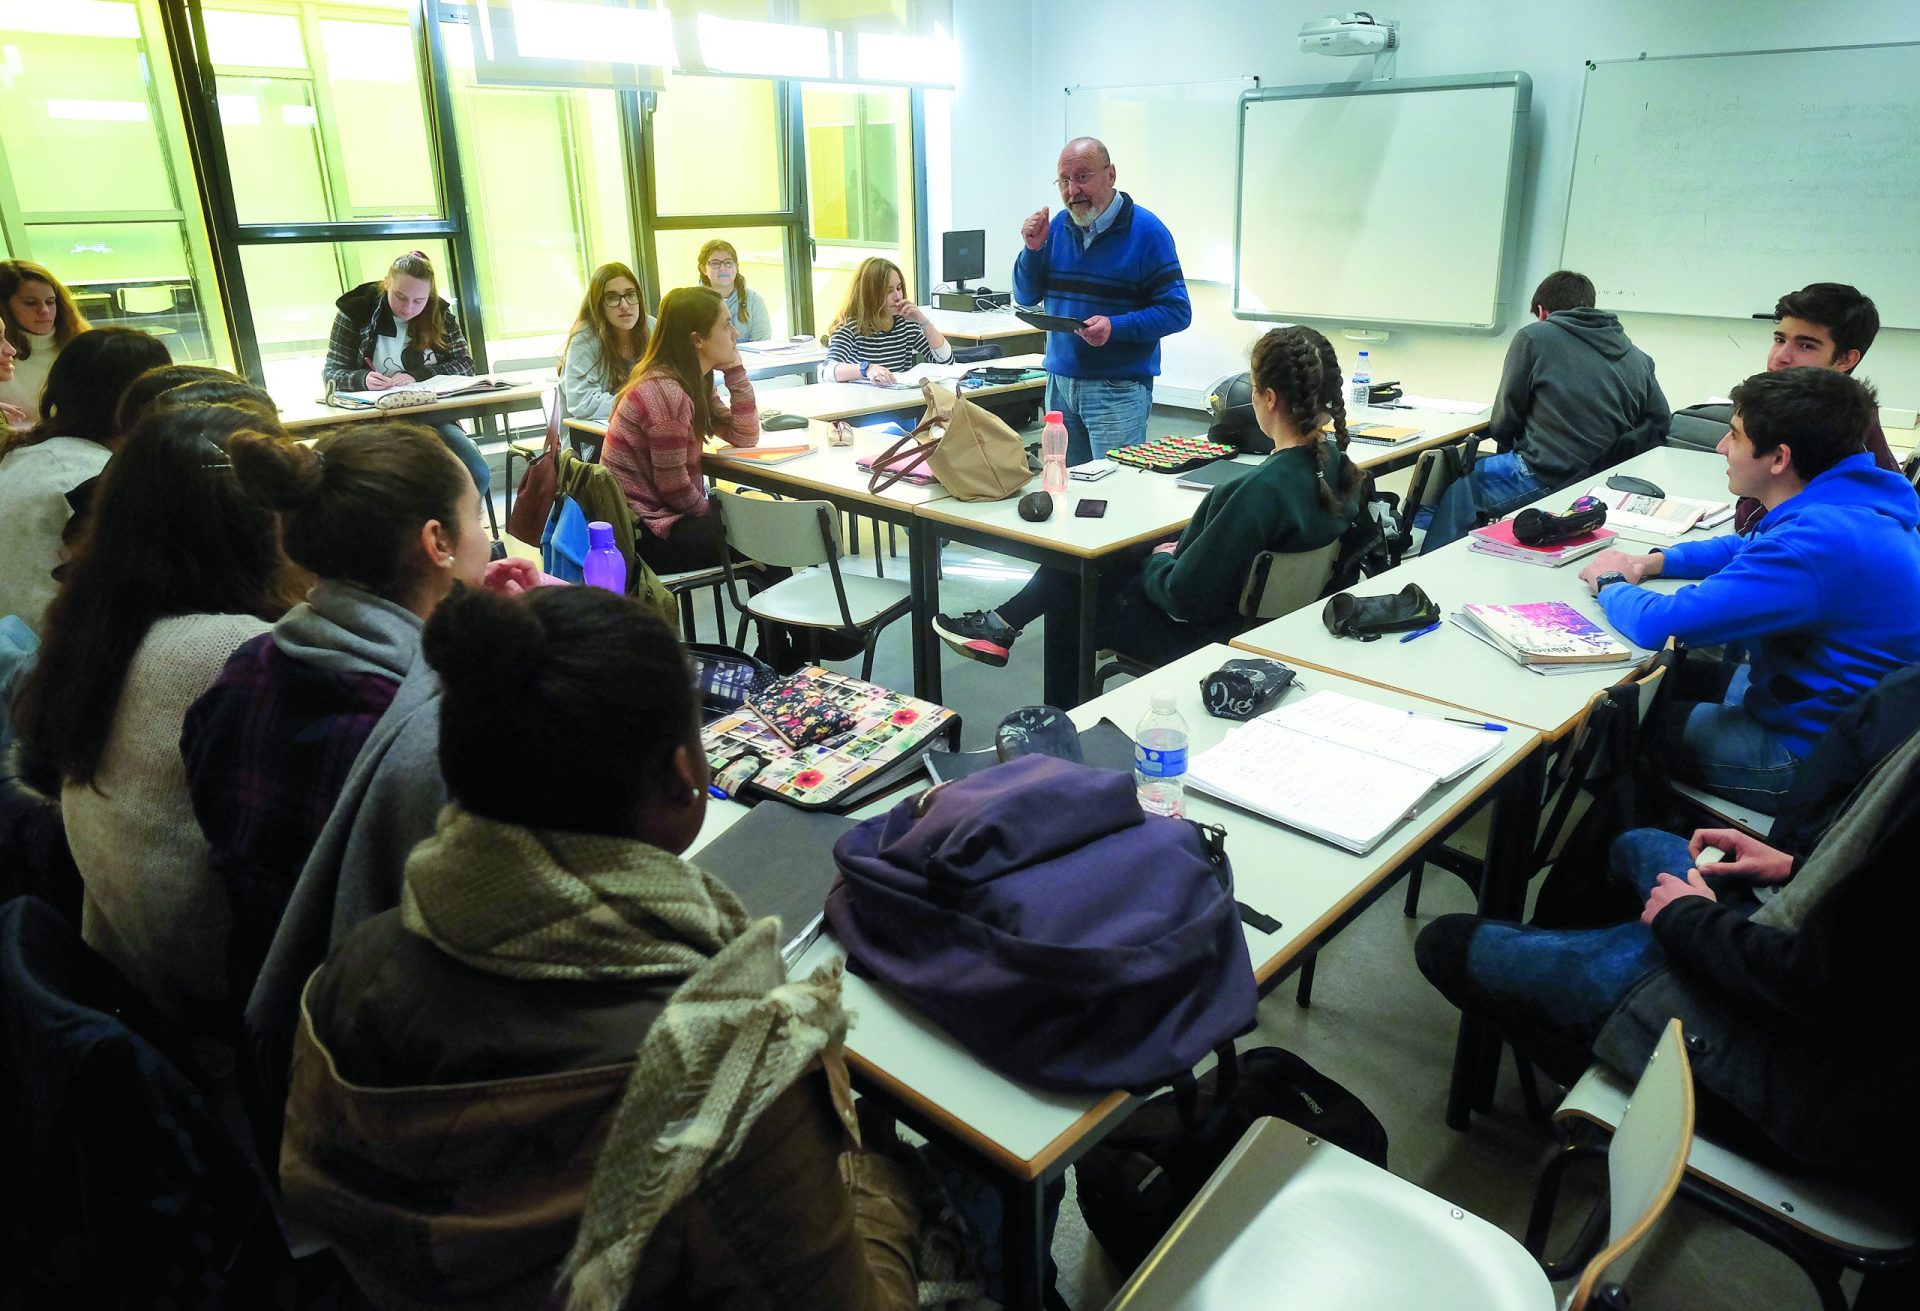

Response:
(0, 0), (231, 366)
(802, 83), (916, 324)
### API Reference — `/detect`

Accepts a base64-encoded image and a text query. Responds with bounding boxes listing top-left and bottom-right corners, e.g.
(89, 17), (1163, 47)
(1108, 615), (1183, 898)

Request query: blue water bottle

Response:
(582, 520), (627, 595)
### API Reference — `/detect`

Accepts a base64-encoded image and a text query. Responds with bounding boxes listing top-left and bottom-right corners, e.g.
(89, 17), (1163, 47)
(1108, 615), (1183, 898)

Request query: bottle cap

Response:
(1044, 410), (1064, 425)
(587, 520), (616, 549)
(1150, 692), (1178, 712)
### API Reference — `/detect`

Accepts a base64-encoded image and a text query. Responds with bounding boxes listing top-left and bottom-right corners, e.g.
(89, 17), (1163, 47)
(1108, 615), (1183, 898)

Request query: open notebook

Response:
(1186, 690), (1503, 854)
(327, 373), (515, 407)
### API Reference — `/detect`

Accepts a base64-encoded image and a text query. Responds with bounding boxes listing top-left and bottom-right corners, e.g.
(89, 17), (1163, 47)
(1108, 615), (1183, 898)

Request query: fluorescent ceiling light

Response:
(47, 97), (149, 122)
(201, 9), (307, 69)
(509, 0), (674, 65)
(280, 103), (317, 126)
(0, 0), (138, 40)
(215, 93), (261, 126)
(851, 30), (956, 87)
(696, 14), (830, 79)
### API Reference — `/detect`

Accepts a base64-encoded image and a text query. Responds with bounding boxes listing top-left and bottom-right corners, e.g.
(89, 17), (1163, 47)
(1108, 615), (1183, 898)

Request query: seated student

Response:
(699, 237), (772, 343)
(602, 285), (761, 573)
(321, 249), (491, 497)
(0, 312), (20, 430)
(558, 261), (654, 422)
(11, 400), (301, 1034)
(1577, 367), (1920, 810)
(280, 584), (924, 1310)
(0, 259), (92, 427)
(1422, 270), (1669, 553)
(823, 256), (952, 384)
(180, 421), (490, 1010)
(0, 327), (173, 634)
(933, 325), (1365, 703)
(1416, 720), (1920, 1186)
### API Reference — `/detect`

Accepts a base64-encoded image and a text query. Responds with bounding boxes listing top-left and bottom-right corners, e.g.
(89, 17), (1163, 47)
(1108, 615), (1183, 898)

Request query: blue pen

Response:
(707, 785), (728, 799)
(1406, 710), (1509, 733)
(1399, 621), (1441, 643)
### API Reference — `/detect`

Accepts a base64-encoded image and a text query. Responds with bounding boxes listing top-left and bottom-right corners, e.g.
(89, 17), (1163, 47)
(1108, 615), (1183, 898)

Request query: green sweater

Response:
(1138, 443), (1358, 624)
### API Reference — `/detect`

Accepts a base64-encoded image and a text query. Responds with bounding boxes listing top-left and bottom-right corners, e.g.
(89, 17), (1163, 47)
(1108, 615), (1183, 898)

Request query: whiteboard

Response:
(1234, 75), (1530, 331)
(1562, 44), (1920, 328)
(1065, 77), (1255, 283)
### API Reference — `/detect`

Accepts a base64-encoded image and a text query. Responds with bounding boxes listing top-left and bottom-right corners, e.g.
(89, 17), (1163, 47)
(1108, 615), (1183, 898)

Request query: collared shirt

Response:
(1078, 192), (1121, 249)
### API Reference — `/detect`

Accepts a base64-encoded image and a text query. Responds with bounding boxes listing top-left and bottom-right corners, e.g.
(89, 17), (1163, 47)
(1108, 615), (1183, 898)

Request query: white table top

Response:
(919, 306), (1045, 341)
(771, 354), (1046, 421)
(700, 418), (954, 511)
(1233, 446), (1735, 738)
(912, 458), (1206, 559)
(738, 339), (828, 379)
(279, 368), (553, 431)
(768, 645), (1538, 1175)
(1342, 403), (1490, 469)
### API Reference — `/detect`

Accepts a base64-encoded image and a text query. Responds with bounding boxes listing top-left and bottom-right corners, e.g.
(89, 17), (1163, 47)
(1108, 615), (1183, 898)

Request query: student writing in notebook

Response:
(558, 261), (654, 423)
(321, 250), (490, 498)
(822, 257), (952, 384)
(1577, 367), (1920, 809)
(933, 325), (1364, 706)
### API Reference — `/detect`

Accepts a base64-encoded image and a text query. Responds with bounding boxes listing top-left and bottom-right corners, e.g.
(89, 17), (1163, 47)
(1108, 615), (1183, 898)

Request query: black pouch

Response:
(1200, 658), (1298, 721)
(687, 643), (777, 722)
(1321, 584), (1440, 641)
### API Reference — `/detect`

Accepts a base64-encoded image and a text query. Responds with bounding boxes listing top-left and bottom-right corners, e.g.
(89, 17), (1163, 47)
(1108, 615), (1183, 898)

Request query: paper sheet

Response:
(1396, 393), (1492, 415)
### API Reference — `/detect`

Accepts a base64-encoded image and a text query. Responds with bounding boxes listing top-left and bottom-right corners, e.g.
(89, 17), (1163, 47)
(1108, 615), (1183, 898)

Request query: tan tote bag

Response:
(865, 380), (1031, 501)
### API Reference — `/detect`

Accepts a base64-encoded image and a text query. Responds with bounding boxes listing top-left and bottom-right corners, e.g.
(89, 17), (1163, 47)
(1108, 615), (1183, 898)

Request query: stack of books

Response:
(1581, 486), (1733, 537)
(1468, 517), (1617, 567)
(1453, 601), (1632, 672)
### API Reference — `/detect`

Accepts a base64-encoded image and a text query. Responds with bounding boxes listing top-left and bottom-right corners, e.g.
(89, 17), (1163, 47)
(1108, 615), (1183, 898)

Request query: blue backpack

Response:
(539, 499), (590, 584)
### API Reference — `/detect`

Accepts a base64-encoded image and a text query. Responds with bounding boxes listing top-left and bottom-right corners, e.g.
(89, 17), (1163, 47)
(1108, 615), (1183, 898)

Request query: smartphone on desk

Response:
(1075, 499), (1108, 518)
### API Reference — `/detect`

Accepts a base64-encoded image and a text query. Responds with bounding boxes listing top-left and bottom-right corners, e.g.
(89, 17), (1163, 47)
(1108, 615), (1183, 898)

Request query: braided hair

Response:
(1248, 326), (1363, 512)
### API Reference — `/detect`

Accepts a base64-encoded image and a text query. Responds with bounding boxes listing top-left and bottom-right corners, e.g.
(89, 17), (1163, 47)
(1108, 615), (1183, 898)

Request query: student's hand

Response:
(865, 364), (898, 386)
(364, 371), (396, 391)
(389, 372), (416, 386)
(1579, 548), (1658, 592)
(1642, 868), (1716, 923)
(0, 401), (27, 429)
(1076, 315), (1113, 347)
(900, 300), (929, 325)
(1688, 828), (1794, 882)
(1021, 207), (1051, 251)
(1153, 542), (1179, 556)
(481, 557), (546, 595)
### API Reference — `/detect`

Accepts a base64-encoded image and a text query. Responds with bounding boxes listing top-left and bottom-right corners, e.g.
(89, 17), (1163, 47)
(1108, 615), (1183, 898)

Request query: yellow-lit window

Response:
(650, 70), (784, 216)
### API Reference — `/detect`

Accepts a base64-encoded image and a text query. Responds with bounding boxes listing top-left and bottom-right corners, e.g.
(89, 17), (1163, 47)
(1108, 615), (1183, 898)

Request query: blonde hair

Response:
(382, 250), (450, 355)
(827, 257), (906, 337)
(696, 238), (752, 328)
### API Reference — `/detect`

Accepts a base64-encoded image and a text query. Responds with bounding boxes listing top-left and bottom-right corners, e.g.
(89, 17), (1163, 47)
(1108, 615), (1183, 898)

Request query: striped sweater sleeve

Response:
(631, 377), (706, 515)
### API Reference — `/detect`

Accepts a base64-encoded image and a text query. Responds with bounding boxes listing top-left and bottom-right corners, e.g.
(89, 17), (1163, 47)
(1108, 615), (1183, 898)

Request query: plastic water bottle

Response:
(1349, 349), (1372, 411)
(582, 520), (627, 595)
(1134, 693), (1190, 818)
(1041, 408), (1070, 494)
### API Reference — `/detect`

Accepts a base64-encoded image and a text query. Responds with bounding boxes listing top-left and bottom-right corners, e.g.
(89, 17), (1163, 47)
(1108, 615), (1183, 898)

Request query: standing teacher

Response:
(1013, 137), (1191, 464)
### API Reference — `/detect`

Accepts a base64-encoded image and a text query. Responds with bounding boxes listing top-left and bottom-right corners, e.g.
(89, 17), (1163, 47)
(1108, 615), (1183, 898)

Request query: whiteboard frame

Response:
(1559, 42), (1920, 326)
(1232, 72), (1532, 332)
(1064, 75), (1259, 286)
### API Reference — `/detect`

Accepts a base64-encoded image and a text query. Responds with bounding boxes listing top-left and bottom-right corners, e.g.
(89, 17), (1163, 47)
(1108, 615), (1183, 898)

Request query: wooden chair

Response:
(713, 490), (912, 680)
(1095, 541), (1340, 691)
(1529, 1035), (1916, 1311)
(1106, 1020), (1695, 1311)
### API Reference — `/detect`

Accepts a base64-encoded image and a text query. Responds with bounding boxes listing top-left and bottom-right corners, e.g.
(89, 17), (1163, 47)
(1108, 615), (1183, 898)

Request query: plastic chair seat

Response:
(743, 569), (909, 630)
(1556, 1064), (1916, 1256)
(1106, 1120), (1554, 1310)
(1670, 781), (1775, 839)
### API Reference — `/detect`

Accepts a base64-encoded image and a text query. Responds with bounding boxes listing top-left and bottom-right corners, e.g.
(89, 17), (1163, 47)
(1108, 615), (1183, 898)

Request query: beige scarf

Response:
(399, 807), (850, 1311)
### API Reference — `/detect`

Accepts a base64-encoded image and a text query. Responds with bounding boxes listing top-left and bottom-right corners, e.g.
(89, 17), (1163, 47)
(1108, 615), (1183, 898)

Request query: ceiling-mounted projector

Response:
(1299, 12), (1397, 56)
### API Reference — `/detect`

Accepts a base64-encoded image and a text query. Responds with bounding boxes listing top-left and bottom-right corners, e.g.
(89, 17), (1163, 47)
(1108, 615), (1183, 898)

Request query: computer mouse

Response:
(1018, 491), (1054, 522)
(1606, 474), (1665, 498)
(762, 413), (809, 431)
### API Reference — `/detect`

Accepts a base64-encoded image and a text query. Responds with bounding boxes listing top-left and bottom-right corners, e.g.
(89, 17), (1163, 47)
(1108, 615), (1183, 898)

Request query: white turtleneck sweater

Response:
(0, 329), (59, 424)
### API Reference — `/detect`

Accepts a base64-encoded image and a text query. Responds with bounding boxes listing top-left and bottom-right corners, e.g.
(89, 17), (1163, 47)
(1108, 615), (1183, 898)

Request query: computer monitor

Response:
(942, 229), (986, 290)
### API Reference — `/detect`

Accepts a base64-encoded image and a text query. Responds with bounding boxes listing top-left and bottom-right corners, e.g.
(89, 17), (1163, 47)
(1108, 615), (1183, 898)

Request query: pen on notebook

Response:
(1399, 622), (1440, 643)
(1406, 710), (1510, 733)
(1375, 402), (1413, 410)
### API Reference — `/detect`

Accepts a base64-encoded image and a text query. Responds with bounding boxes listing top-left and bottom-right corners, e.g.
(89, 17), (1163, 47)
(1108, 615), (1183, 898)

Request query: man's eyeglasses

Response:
(602, 290), (641, 307)
(705, 258), (737, 271)
(1055, 169), (1104, 189)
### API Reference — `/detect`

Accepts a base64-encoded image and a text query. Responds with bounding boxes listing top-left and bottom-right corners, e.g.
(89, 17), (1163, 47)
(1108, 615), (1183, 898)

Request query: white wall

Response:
(935, 0), (1920, 421)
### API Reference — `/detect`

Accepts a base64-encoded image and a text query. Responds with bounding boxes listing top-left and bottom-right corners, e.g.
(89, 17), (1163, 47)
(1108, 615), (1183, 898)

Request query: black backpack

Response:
(1074, 1045), (1388, 1276)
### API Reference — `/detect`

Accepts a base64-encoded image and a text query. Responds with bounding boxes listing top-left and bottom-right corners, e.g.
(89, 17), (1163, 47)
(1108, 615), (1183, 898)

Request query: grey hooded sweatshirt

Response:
(1487, 306), (1671, 488)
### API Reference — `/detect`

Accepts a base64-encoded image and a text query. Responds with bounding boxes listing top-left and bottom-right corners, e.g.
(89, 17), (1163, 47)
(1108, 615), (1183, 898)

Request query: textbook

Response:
(1176, 460), (1259, 492)
(1454, 601), (1633, 668)
(1467, 517), (1617, 567)
(1185, 689), (1503, 854)
(1340, 421), (1424, 445)
(1580, 485), (1733, 538)
(708, 441), (813, 465)
(693, 804), (851, 968)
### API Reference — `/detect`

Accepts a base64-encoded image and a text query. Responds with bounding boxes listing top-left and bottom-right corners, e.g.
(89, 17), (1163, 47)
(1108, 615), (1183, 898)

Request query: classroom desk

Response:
(919, 305), (1047, 354)
(1342, 402), (1491, 475)
(278, 369), (553, 434)
(768, 353), (1046, 422)
(738, 338), (828, 381)
(750, 645), (1539, 1311)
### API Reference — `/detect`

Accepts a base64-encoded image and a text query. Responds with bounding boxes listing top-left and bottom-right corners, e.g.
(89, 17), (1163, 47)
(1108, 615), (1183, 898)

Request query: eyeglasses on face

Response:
(602, 290), (641, 307)
(705, 258), (738, 271)
(1055, 168), (1103, 188)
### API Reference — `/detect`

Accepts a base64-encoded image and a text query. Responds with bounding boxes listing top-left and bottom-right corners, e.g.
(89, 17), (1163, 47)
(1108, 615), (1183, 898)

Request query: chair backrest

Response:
(712, 489), (839, 569)
(1401, 442), (1471, 538)
(1238, 541), (1341, 619)
(1567, 1019), (1695, 1310)
(1667, 403), (1732, 454)
(117, 283), (177, 315)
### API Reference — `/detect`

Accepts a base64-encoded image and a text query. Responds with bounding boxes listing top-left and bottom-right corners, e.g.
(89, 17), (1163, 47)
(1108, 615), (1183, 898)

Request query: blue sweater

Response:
(1598, 453), (1920, 756)
(1012, 193), (1191, 382)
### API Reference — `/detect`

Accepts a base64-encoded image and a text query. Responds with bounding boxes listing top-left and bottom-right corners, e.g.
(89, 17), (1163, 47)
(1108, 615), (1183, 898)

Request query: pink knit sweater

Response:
(603, 364), (759, 537)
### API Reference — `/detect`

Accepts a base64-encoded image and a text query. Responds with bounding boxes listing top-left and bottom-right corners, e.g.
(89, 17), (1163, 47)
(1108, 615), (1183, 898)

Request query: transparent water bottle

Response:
(582, 520), (627, 594)
(1349, 349), (1372, 411)
(1041, 408), (1070, 494)
(1134, 693), (1190, 818)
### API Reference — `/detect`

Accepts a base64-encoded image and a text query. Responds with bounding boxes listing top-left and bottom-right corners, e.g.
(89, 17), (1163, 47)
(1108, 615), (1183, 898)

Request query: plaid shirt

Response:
(181, 632), (401, 1004)
(322, 281), (475, 392)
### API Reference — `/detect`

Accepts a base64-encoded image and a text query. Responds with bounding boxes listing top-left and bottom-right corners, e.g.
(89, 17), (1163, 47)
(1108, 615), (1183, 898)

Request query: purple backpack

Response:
(826, 756), (1257, 1092)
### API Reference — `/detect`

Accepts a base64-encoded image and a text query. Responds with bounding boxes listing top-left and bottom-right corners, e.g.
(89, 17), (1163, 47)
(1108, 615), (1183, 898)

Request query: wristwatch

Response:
(858, 360), (871, 379)
(1593, 571), (1629, 592)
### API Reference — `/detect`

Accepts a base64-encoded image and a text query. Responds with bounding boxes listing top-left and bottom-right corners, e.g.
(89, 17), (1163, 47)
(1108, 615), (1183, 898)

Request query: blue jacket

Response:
(1012, 193), (1190, 382)
(1598, 453), (1920, 756)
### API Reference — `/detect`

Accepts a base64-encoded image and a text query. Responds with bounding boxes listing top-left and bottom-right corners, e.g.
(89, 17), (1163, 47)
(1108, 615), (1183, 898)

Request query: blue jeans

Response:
(1418, 450), (1548, 553)
(1046, 374), (1152, 464)
(1660, 666), (1803, 812)
(437, 421), (491, 498)
(1414, 827), (1760, 1081)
